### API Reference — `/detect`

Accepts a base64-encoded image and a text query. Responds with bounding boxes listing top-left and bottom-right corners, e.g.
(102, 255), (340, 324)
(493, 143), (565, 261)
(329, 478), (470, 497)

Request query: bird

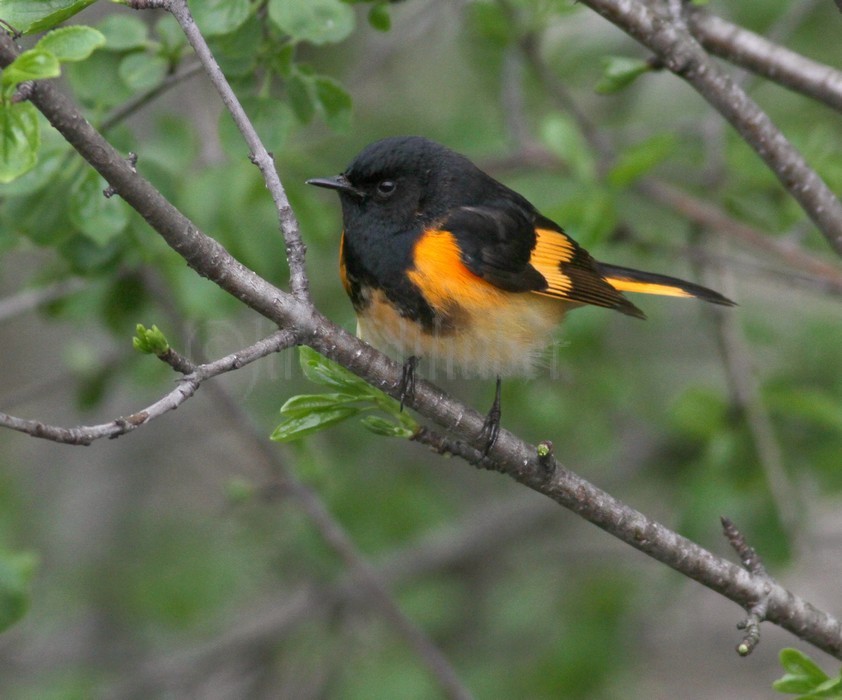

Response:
(307, 136), (734, 452)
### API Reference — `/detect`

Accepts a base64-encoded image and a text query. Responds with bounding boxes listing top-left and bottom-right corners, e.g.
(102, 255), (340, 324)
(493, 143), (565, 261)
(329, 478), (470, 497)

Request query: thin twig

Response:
(100, 60), (204, 133)
(134, 0), (311, 301)
(516, 30), (614, 165)
(706, 233), (802, 534)
(721, 517), (773, 656)
(0, 329), (297, 444)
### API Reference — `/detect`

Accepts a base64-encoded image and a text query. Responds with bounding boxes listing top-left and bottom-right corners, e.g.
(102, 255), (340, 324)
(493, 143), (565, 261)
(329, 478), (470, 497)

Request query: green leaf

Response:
(280, 347), (419, 442)
(206, 12), (262, 77)
(189, 0), (252, 38)
(271, 405), (361, 442)
(0, 102), (40, 183)
(360, 415), (415, 438)
(272, 42), (295, 78)
(779, 649), (830, 684)
(65, 50), (133, 108)
(368, 3), (391, 31)
(59, 234), (124, 274)
(118, 52), (169, 92)
(811, 676), (842, 697)
(1, 50), (61, 91)
(0, 550), (37, 632)
(299, 346), (371, 393)
(772, 674), (822, 695)
(0, 139), (65, 195)
(280, 393), (363, 416)
(540, 113), (595, 182)
(268, 0), (356, 45)
(97, 14), (150, 52)
(607, 133), (678, 187)
(155, 15), (188, 56)
(766, 387), (842, 432)
(68, 169), (130, 245)
(595, 56), (652, 95)
(133, 324), (170, 355)
(34, 25), (106, 62)
(0, 0), (96, 35)
(287, 71), (316, 123)
(314, 75), (352, 131)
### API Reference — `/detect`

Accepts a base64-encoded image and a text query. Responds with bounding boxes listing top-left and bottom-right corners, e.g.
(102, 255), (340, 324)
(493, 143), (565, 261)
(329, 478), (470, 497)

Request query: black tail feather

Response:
(597, 263), (736, 308)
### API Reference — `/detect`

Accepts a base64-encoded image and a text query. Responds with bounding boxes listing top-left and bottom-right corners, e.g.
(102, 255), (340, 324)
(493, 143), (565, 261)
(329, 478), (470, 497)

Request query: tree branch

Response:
(100, 60), (203, 133)
(0, 329), (297, 444)
(578, 0), (842, 257)
(687, 7), (842, 114)
(140, 0), (311, 301)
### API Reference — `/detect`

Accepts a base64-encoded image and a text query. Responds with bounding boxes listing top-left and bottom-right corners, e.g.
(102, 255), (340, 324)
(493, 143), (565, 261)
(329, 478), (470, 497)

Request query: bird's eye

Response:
(376, 179), (396, 197)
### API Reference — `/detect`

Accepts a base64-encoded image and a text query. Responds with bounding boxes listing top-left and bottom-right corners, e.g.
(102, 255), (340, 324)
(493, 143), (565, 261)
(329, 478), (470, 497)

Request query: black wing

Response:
(444, 203), (644, 317)
(442, 203), (546, 292)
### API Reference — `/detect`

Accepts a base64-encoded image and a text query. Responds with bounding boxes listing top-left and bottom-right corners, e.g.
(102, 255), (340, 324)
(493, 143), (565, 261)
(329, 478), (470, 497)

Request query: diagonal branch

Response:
(100, 59), (203, 132)
(134, 0), (311, 301)
(687, 7), (842, 114)
(0, 329), (297, 444)
(578, 0), (842, 257)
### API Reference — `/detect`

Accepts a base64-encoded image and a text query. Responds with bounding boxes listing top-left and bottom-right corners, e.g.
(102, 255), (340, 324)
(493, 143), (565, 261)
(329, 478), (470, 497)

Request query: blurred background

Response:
(1, 0), (842, 697)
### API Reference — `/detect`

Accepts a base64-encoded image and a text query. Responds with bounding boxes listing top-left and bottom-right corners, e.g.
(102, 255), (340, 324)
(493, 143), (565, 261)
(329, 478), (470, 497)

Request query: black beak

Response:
(306, 174), (363, 198)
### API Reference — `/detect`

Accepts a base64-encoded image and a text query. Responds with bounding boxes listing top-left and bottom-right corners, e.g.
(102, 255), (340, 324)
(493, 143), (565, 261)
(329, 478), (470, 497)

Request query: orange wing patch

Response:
(529, 228), (577, 299)
(408, 229), (505, 311)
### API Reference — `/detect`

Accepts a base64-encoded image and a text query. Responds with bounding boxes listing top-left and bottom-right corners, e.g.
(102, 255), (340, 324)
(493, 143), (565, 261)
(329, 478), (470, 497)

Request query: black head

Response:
(307, 136), (498, 237)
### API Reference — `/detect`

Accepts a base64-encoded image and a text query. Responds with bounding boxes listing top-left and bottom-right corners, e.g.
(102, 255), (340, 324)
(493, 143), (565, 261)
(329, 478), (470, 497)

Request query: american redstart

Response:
(308, 136), (733, 449)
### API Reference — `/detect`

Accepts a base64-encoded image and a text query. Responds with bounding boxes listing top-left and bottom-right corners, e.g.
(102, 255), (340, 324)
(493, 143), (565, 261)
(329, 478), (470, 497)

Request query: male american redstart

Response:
(308, 136), (733, 450)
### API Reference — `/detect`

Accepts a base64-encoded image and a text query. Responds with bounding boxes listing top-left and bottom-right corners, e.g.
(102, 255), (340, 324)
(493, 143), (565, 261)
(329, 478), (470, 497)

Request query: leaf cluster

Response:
(272, 346), (417, 442)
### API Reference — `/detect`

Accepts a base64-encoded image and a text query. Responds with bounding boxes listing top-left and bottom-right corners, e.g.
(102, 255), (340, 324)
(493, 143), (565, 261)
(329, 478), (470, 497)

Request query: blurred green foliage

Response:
(1, 0), (842, 697)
